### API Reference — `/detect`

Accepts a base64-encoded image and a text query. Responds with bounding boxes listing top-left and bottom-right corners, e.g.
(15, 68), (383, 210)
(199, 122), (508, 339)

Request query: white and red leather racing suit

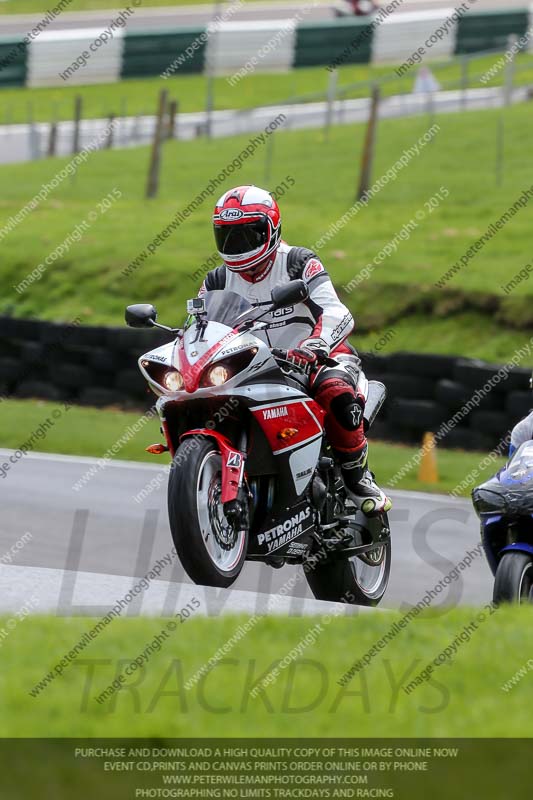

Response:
(199, 242), (369, 466)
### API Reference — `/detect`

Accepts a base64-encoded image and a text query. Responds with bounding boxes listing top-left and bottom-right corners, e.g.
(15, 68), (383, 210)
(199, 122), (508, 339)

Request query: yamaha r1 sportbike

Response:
(126, 279), (391, 606)
(473, 440), (533, 604)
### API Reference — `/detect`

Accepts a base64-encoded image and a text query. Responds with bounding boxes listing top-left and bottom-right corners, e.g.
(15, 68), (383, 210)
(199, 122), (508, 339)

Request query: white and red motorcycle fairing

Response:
(131, 288), (391, 605)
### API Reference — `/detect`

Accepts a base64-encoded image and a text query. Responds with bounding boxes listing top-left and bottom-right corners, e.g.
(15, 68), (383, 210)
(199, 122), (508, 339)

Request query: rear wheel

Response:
(168, 438), (248, 588)
(493, 552), (533, 604)
(305, 514), (391, 607)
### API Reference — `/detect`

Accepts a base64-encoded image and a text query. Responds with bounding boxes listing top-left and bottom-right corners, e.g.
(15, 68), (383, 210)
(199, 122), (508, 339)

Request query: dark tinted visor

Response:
(214, 217), (269, 256)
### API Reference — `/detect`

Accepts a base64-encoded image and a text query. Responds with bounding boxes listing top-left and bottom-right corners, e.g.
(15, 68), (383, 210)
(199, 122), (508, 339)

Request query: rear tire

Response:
(305, 518), (391, 607)
(493, 552), (533, 604)
(168, 438), (248, 588)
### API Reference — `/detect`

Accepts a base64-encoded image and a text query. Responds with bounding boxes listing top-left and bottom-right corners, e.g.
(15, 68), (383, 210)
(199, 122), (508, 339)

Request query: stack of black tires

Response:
(361, 351), (531, 452)
(0, 316), (172, 409)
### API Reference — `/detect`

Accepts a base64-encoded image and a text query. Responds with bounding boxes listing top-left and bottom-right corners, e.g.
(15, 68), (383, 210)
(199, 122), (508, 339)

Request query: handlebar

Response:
(271, 348), (306, 374)
(271, 348), (338, 372)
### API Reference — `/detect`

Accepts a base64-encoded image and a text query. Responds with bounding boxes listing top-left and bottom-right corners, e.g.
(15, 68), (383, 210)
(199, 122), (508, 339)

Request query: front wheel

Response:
(168, 438), (248, 588)
(305, 517), (391, 607)
(493, 552), (533, 604)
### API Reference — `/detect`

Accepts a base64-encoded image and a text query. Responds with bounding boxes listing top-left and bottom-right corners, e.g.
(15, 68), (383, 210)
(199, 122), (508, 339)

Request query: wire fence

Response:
(1, 39), (532, 164)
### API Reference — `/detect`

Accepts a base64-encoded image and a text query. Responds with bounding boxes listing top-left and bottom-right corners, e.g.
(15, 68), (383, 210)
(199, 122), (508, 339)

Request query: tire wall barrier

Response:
(0, 36), (28, 87)
(293, 17), (373, 67)
(0, 316), (531, 452)
(362, 351), (531, 453)
(454, 9), (529, 55)
(0, 8), (531, 88)
(122, 27), (207, 78)
(0, 316), (173, 413)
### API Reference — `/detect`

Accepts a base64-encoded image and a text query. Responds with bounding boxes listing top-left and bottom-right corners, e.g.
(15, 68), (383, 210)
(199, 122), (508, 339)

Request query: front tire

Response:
(493, 552), (533, 604)
(168, 438), (248, 588)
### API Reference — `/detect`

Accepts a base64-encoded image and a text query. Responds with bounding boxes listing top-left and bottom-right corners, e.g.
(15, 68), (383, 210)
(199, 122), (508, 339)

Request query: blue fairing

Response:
(483, 515), (502, 525)
(472, 443), (533, 574)
(481, 532), (499, 575)
(500, 543), (533, 558)
(500, 442), (533, 486)
(472, 442), (533, 517)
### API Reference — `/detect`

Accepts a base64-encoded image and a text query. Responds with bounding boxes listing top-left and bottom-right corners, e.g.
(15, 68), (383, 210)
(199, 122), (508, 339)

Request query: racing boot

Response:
(336, 445), (392, 516)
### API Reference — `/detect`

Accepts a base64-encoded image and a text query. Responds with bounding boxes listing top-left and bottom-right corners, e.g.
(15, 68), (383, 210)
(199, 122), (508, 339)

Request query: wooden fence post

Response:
(72, 94), (82, 154)
(167, 99), (178, 139)
(356, 84), (380, 202)
(47, 121), (57, 157)
(106, 115), (115, 149)
(146, 89), (168, 199)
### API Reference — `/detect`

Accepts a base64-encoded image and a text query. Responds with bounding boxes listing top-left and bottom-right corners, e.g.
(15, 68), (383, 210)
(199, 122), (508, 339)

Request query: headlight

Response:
(200, 348), (258, 388)
(140, 359), (184, 394)
(162, 369), (184, 391)
(204, 364), (230, 387)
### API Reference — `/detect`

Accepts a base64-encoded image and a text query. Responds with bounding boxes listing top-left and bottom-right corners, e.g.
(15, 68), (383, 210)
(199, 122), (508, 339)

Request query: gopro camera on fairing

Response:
(186, 297), (206, 315)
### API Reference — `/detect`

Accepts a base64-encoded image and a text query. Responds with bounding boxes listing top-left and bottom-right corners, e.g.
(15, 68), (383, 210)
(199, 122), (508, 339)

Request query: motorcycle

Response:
(333, 0), (378, 17)
(125, 279), (391, 606)
(472, 441), (533, 604)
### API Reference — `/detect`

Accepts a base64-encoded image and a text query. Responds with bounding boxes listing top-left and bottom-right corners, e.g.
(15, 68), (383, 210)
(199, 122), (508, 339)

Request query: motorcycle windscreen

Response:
(473, 441), (533, 515)
(200, 290), (253, 327)
(502, 441), (533, 485)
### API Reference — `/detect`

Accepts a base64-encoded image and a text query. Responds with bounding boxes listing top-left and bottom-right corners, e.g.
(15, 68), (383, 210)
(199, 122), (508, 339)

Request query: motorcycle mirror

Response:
(125, 303), (157, 328)
(271, 279), (309, 309)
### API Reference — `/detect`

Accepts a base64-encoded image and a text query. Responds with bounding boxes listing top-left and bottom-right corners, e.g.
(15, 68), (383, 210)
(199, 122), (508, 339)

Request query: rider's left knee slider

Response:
(330, 392), (364, 431)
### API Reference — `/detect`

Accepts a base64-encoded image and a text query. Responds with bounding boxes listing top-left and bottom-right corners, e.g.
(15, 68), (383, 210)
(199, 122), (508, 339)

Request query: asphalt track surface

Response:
(0, 0), (517, 36)
(0, 449), (493, 615)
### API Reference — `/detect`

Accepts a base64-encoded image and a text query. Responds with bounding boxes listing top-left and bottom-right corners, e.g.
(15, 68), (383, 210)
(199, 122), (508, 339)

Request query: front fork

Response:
(176, 428), (248, 532)
(178, 427), (247, 507)
(222, 430), (249, 530)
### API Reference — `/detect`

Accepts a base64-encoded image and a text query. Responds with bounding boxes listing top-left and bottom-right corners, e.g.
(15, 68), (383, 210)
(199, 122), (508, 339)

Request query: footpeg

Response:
(266, 557), (284, 569)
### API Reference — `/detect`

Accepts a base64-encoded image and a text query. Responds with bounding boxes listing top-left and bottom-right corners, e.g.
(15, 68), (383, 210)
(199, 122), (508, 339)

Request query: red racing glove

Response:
(285, 346), (318, 373)
(283, 338), (331, 374)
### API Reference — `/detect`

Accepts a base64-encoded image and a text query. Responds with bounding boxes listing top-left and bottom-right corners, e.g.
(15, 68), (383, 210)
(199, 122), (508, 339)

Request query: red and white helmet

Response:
(213, 185), (281, 278)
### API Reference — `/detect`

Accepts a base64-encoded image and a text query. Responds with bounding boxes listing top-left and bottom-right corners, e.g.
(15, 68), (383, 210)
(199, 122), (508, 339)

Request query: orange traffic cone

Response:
(418, 432), (438, 484)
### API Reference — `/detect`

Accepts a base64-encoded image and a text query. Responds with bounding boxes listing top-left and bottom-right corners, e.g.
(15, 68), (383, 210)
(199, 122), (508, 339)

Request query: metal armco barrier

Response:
(1, 8), (532, 88)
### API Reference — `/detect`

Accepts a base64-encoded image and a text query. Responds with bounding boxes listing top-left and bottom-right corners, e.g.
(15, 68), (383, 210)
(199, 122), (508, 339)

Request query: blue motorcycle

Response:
(472, 441), (533, 604)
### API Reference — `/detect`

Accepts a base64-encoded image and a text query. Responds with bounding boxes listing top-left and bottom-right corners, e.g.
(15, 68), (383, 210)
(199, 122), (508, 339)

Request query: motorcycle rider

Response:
(198, 185), (391, 515)
(509, 388), (533, 457)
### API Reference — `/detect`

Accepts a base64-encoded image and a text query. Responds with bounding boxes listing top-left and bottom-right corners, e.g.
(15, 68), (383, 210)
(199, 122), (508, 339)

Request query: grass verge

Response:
(2, 104), (533, 361)
(1, 52), (532, 124)
(5, 608), (532, 737)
